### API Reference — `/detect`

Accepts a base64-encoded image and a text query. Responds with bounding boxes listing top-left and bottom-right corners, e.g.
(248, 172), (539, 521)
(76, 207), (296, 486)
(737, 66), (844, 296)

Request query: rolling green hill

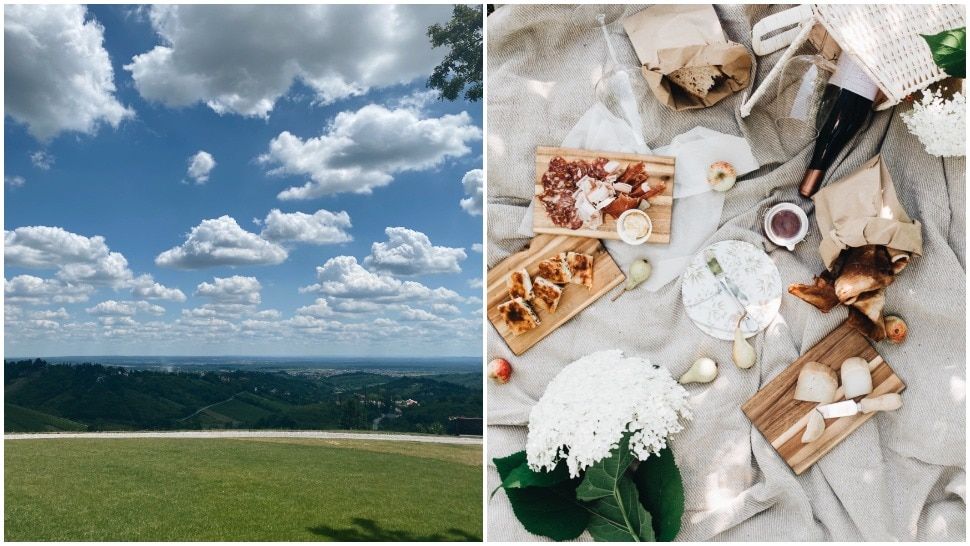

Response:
(4, 360), (482, 435)
(5, 437), (482, 541)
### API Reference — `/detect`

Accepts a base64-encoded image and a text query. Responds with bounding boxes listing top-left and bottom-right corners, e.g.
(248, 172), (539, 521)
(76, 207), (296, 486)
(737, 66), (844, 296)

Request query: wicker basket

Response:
(741, 4), (966, 117)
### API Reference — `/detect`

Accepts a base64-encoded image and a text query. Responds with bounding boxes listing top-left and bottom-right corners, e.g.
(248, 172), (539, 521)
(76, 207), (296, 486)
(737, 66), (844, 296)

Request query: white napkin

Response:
(654, 126), (760, 199)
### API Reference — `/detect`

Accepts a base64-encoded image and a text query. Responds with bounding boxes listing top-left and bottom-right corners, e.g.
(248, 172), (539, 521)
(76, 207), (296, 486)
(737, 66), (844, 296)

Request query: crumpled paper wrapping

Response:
(813, 154), (923, 270)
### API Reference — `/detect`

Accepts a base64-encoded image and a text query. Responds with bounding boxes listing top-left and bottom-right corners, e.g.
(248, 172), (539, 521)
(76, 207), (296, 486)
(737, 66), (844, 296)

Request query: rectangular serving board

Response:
(487, 234), (624, 356)
(532, 146), (676, 243)
(741, 321), (906, 475)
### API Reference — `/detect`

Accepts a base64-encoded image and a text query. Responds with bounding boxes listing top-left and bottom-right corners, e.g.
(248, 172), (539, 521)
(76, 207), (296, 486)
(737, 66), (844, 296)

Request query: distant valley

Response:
(5, 359), (482, 436)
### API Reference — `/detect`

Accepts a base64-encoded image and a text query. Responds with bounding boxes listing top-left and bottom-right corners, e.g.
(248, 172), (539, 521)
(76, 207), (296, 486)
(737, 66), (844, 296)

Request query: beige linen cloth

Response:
(486, 4), (966, 542)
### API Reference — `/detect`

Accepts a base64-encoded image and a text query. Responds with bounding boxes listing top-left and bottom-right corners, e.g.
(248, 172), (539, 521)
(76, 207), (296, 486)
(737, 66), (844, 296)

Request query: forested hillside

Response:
(5, 360), (482, 435)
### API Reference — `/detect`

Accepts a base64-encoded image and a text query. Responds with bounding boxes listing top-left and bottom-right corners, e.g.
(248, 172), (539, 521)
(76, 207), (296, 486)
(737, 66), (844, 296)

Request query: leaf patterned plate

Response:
(681, 240), (782, 340)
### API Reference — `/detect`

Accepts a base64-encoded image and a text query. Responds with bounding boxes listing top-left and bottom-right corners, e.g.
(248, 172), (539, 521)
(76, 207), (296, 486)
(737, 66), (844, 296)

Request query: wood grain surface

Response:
(741, 321), (906, 475)
(486, 234), (624, 356)
(532, 146), (676, 243)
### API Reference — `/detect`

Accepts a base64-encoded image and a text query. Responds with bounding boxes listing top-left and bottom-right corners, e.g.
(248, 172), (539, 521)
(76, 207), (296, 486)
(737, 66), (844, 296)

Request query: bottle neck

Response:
(829, 55), (878, 101)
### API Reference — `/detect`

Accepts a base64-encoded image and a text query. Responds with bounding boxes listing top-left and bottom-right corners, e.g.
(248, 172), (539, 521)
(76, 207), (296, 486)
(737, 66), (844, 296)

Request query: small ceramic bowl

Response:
(617, 209), (653, 245)
(763, 202), (809, 250)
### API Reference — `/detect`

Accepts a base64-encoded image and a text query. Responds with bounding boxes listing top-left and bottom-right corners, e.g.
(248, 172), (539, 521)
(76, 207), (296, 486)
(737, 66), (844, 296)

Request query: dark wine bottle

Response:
(799, 55), (878, 198)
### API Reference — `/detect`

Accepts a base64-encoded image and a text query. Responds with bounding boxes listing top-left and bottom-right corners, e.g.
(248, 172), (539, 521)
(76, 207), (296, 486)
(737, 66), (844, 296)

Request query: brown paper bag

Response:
(621, 4), (753, 111)
(813, 155), (923, 271)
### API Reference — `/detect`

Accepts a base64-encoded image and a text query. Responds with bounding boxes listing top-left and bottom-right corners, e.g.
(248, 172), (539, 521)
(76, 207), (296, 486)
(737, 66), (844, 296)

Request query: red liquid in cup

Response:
(769, 210), (802, 239)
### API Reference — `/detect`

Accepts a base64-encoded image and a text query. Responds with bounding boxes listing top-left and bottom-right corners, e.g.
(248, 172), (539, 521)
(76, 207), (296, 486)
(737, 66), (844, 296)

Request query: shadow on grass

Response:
(308, 517), (481, 541)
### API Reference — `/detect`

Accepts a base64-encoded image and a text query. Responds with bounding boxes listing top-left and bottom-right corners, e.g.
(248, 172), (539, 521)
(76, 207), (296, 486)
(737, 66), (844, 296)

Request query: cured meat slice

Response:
(602, 194), (640, 219)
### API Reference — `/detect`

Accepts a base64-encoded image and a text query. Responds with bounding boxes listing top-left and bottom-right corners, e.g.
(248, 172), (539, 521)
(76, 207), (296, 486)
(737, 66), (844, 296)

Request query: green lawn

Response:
(5, 438), (482, 541)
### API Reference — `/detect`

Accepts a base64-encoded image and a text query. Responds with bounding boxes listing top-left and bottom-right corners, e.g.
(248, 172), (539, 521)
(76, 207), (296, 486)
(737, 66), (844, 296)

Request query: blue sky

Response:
(4, 5), (483, 357)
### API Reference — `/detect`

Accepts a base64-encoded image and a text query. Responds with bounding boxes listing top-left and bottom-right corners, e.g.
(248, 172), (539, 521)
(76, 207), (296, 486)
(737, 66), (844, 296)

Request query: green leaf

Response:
(493, 451), (589, 541)
(634, 447), (685, 541)
(576, 433), (635, 502)
(922, 27), (966, 78)
(585, 475), (656, 542)
(492, 451), (570, 489)
(504, 480), (590, 541)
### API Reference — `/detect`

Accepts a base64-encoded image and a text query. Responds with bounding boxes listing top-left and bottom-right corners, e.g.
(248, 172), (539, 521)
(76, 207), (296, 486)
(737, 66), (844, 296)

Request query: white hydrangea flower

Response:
(526, 350), (691, 478)
(901, 88), (965, 158)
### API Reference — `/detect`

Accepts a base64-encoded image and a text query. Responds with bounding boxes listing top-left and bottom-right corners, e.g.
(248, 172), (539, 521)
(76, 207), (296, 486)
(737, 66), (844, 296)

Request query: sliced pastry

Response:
(536, 253), (572, 284)
(497, 297), (540, 335)
(507, 268), (534, 300)
(565, 251), (594, 289)
(532, 276), (563, 313)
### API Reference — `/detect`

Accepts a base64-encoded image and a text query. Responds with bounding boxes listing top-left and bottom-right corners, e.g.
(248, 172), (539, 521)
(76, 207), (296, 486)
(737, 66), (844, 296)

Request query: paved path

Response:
(4, 430), (482, 445)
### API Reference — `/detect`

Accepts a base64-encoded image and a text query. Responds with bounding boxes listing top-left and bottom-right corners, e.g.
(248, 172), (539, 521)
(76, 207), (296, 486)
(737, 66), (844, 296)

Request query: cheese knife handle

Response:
(859, 393), (902, 414)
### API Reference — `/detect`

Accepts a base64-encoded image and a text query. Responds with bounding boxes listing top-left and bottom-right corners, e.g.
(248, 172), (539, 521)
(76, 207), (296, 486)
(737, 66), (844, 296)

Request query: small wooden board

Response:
(487, 234), (624, 356)
(741, 321), (906, 475)
(532, 146), (676, 243)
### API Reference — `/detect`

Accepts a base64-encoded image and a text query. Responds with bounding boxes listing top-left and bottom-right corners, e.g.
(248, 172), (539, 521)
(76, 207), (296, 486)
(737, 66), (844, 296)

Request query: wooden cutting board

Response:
(532, 146), (676, 243)
(741, 321), (906, 475)
(487, 234), (624, 356)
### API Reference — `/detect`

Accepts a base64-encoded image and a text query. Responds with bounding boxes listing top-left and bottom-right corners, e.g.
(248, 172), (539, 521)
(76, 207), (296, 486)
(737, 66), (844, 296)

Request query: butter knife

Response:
(705, 250), (758, 331)
(816, 394), (903, 418)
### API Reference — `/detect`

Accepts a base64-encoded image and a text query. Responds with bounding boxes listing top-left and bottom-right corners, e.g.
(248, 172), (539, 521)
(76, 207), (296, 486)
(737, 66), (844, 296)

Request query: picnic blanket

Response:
(486, 4), (966, 541)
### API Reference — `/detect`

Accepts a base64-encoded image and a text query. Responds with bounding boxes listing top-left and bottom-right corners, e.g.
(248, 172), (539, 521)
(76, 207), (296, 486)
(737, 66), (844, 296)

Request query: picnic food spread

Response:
(487, 3), (964, 542)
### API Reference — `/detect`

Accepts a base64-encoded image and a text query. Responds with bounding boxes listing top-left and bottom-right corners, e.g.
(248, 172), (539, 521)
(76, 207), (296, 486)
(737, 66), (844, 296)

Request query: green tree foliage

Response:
(427, 4), (483, 102)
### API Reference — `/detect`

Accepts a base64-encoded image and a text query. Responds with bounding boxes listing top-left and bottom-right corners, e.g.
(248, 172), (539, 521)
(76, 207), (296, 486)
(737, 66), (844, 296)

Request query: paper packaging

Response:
(813, 155), (923, 270)
(621, 4), (753, 111)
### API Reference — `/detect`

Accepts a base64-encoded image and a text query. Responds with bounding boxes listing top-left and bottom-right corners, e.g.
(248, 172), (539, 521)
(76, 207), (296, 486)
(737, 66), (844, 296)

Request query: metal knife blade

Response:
(705, 252), (752, 306)
(816, 400), (860, 419)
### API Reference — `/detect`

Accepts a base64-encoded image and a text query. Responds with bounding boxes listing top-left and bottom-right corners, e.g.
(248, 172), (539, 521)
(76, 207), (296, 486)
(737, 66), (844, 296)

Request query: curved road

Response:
(4, 430), (481, 445)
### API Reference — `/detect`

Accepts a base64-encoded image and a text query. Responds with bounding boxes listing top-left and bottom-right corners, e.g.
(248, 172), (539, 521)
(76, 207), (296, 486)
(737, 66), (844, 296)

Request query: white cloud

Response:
(261, 104), (481, 199)
(124, 5), (450, 117)
(330, 300), (381, 313)
(5, 175), (26, 188)
(195, 275), (262, 306)
(130, 274), (187, 302)
(472, 243), (483, 253)
(30, 150), (54, 170)
(29, 307), (70, 321)
(186, 150), (216, 184)
(301, 255), (462, 303)
(156, 216), (287, 269)
(259, 208), (352, 245)
(295, 298), (333, 318)
(460, 169), (484, 216)
(4, 4), (133, 140)
(431, 303), (461, 315)
(399, 305), (441, 322)
(4, 275), (94, 304)
(86, 300), (166, 317)
(468, 278), (483, 289)
(5, 226), (133, 286)
(363, 227), (466, 276)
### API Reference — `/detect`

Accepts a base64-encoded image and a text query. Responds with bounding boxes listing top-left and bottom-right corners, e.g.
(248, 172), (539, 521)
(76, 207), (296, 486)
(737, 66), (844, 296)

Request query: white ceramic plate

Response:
(681, 240), (782, 340)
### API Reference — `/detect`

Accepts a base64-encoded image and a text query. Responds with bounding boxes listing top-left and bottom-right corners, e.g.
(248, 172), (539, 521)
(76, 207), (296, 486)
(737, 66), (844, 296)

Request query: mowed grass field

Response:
(5, 437), (482, 541)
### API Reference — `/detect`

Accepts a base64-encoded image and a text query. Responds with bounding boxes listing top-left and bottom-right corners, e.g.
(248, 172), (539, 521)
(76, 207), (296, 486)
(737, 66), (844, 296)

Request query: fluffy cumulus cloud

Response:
(4, 275), (94, 305)
(194, 276), (262, 306)
(156, 216), (287, 269)
(5, 175), (26, 188)
(30, 150), (54, 170)
(86, 300), (166, 317)
(295, 298), (333, 318)
(4, 4), (133, 140)
(460, 169), (484, 216)
(363, 227), (466, 276)
(260, 104), (481, 199)
(186, 151), (216, 184)
(124, 5), (451, 117)
(5, 226), (133, 286)
(259, 208), (352, 245)
(130, 274), (186, 302)
(301, 256), (461, 303)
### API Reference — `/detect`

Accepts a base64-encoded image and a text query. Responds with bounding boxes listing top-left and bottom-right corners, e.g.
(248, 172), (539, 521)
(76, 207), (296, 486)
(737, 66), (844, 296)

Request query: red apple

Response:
(488, 358), (512, 384)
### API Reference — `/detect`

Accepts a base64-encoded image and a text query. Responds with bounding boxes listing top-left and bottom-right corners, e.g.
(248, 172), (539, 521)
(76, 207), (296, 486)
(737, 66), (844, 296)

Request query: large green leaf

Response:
(576, 433), (635, 502)
(493, 451), (589, 541)
(585, 475), (656, 541)
(922, 27), (966, 78)
(634, 447), (684, 541)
